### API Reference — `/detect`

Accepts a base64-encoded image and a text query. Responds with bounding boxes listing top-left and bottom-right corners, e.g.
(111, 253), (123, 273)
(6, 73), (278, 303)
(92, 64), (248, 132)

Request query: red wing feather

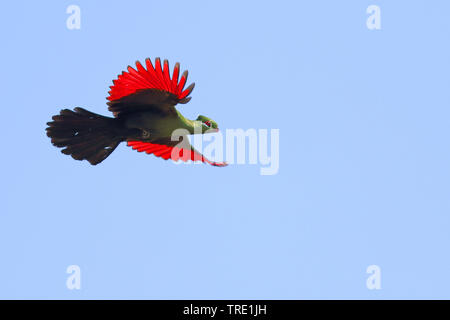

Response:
(107, 58), (194, 102)
(176, 71), (188, 96)
(127, 141), (228, 167)
(162, 59), (173, 92)
(171, 63), (180, 93)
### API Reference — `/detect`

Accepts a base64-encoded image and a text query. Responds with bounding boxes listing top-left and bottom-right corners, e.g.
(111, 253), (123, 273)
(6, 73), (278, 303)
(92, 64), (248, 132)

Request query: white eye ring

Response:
(204, 121), (211, 127)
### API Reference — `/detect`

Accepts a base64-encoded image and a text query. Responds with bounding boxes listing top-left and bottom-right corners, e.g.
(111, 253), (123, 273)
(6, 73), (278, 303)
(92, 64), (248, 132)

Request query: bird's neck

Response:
(176, 110), (201, 134)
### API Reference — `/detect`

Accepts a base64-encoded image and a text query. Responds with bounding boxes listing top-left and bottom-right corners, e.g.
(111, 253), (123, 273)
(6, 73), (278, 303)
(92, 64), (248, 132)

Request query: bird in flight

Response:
(46, 58), (227, 167)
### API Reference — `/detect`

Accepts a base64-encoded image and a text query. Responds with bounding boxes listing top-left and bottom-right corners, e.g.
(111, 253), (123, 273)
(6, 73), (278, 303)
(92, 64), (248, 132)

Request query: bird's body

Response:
(46, 58), (226, 167)
(124, 109), (193, 138)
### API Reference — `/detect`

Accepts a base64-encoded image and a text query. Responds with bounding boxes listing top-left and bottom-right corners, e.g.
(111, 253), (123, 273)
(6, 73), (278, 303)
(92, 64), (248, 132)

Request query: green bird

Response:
(46, 58), (227, 166)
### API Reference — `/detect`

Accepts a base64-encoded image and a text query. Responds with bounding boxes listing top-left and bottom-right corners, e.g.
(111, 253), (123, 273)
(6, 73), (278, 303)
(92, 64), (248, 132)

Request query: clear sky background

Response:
(0, 1), (449, 299)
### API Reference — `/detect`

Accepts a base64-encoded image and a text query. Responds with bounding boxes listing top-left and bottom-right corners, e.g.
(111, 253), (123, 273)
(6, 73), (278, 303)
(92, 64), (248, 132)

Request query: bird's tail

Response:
(46, 107), (125, 165)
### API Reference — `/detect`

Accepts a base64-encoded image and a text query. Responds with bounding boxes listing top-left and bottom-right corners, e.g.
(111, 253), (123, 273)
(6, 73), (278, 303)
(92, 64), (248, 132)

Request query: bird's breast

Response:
(124, 111), (187, 138)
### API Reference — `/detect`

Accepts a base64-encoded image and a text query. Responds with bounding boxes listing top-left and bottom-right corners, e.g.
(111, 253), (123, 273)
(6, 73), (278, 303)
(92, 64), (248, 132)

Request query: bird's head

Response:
(196, 115), (219, 133)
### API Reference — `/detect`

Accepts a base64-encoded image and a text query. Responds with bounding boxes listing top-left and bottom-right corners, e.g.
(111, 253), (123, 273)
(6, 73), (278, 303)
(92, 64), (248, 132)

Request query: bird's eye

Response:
(204, 121), (211, 127)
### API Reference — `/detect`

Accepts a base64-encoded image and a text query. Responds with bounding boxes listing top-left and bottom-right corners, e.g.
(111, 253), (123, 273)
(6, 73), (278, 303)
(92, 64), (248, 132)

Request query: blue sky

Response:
(0, 0), (449, 299)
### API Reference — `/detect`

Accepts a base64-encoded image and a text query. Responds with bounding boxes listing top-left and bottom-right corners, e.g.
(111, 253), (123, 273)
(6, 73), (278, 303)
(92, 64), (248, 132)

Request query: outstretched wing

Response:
(127, 138), (228, 167)
(107, 58), (195, 117)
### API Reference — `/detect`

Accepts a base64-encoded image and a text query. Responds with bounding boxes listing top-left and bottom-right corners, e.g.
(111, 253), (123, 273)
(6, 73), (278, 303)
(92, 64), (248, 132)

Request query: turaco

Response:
(46, 58), (227, 167)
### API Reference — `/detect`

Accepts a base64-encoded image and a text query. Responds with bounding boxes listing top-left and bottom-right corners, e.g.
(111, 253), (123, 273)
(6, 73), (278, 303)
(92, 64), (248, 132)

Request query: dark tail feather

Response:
(46, 107), (124, 165)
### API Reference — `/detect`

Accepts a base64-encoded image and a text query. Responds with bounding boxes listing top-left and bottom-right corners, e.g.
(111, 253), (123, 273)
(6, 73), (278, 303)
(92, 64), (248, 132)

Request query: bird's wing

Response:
(127, 138), (228, 167)
(106, 58), (195, 117)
